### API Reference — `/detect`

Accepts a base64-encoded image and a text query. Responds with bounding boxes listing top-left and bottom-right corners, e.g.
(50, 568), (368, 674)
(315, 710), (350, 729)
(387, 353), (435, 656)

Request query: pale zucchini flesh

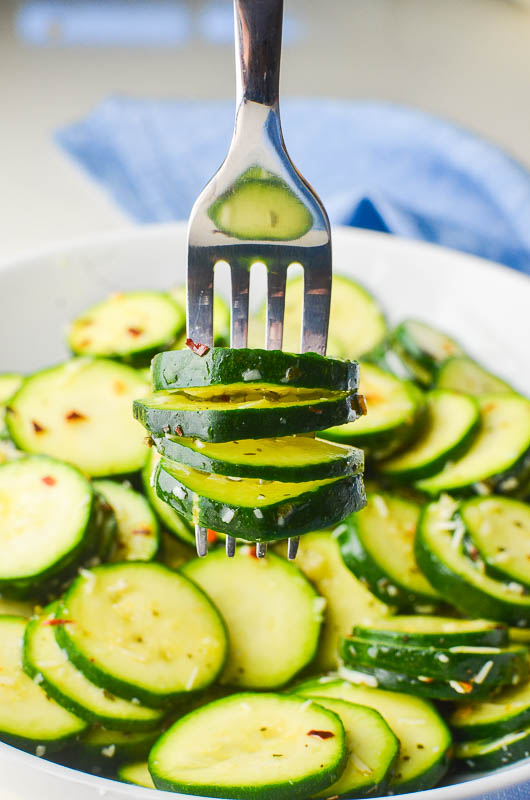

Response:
(118, 760), (155, 788)
(295, 677), (452, 793)
(182, 550), (321, 689)
(92, 479), (159, 562)
(149, 692), (347, 799)
(7, 358), (150, 476)
(354, 616), (508, 648)
(23, 605), (163, 730)
(435, 356), (513, 396)
(56, 563), (227, 706)
(0, 616), (86, 751)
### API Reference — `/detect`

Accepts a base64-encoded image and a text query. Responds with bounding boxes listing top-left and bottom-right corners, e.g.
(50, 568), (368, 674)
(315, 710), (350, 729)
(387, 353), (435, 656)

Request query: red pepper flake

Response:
(207, 530), (219, 544)
(185, 338), (210, 357)
(41, 476), (56, 486)
(43, 618), (74, 627)
(127, 327), (143, 337)
(32, 420), (46, 434)
(174, 425), (184, 437)
(458, 682), (474, 694)
(113, 380), (127, 395)
(308, 406), (323, 414)
(133, 527), (152, 536)
(307, 730), (335, 740)
(249, 545), (258, 559)
(65, 410), (87, 422)
(357, 393), (368, 416)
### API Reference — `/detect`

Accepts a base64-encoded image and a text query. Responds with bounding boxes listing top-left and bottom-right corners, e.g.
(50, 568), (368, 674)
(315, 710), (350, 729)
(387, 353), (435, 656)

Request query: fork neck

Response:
(234, 0), (283, 110)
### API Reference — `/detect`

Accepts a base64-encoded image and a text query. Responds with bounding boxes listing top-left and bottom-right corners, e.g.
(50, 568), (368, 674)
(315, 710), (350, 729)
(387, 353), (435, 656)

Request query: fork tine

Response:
(301, 251), (332, 356)
(230, 261), (250, 349)
(226, 535), (236, 557)
(195, 526), (209, 558)
(256, 541), (267, 558)
(287, 536), (300, 560)
(266, 264), (287, 350)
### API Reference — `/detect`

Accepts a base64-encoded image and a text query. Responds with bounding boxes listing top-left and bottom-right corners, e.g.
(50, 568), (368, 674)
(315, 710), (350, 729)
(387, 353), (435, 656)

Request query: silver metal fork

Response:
(186, 0), (332, 561)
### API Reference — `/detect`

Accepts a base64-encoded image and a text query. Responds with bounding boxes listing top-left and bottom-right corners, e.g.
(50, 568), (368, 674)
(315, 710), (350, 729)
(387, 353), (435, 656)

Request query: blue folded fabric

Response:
(57, 97), (530, 274)
(484, 783), (530, 800)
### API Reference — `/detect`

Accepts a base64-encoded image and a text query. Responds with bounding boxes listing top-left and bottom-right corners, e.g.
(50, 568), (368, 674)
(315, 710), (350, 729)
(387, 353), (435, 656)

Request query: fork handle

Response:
(234, 0), (283, 108)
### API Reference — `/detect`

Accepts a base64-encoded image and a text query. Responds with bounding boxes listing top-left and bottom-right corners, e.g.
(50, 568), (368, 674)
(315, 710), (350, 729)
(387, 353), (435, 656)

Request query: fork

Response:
(186, 0), (332, 560)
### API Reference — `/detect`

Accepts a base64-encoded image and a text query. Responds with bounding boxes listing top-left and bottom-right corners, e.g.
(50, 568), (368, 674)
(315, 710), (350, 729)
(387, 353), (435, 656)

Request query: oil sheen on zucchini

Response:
(155, 433), (363, 482)
(149, 693), (347, 799)
(7, 358), (150, 476)
(321, 363), (426, 459)
(156, 459), (365, 541)
(295, 677), (452, 794)
(337, 492), (440, 609)
(416, 496), (530, 625)
(55, 563), (227, 707)
(378, 390), (480, 482)
(182, 549), (321, 689)
(0, 616), (86, 752)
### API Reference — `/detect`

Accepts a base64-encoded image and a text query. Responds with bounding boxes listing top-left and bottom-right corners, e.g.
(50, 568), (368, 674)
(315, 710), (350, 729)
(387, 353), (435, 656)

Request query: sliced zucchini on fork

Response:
(149, 692), (347, 799)
(337, 492), (440, 609)
(141, 449), (195, 546)
(156, 458), (365, 542)
(378, 389), (480, 482)
(155, 433), (363, 482)
(321, 362), (426, 459)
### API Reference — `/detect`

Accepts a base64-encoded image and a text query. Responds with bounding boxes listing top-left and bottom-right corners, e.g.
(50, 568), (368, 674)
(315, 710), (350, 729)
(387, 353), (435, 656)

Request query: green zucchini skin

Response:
(337, 492), (440, 610)
(152, 348), (359, 392)
(155, 434), (363, 483)
(337, 657), (498, 701)
(390, 319), (464, 387)
(55, 563), (228, 708)
(141, 450), (195, 545)
(293, 677), (452, 794)
(23, 604), (164, 731)
(454, 727), (530, 771)
(134, 391), (363, 442)
(156, 461), (366, 542)
(450, 680), (530, 741)
(72, 726), (162, 768)
(0, 373), (24, 439)
(416, 498), (530, 625)
(149, 692), (348, 799)
(378, 390), (480, 482)
(340, 636), (527, 686)
(353, 617), (509, 649)
(92, 479), (160, 563)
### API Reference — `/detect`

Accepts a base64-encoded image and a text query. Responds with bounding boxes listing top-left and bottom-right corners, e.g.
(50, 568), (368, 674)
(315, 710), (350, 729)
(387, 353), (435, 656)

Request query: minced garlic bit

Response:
(472, 660), (495, 685)
(221, 507), (235, 524)
(242, 369), (262, 382)
(253, 508), (264, 519)
(101, 745), (116, 758)
(35, 745), (46, 758)
(172, 484), (187, 500)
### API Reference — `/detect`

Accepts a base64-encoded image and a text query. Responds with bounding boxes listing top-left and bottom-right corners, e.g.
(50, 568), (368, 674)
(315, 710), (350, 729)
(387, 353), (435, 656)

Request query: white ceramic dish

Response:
(0, 223), (529, 800)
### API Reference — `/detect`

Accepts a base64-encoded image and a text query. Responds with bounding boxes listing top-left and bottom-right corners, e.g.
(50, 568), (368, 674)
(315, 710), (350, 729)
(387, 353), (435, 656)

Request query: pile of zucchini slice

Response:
(0, 276), (529, 797)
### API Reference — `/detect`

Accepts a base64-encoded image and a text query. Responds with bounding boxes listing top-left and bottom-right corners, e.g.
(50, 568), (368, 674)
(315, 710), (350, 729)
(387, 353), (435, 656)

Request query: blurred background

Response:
(1, 0), (530, 260)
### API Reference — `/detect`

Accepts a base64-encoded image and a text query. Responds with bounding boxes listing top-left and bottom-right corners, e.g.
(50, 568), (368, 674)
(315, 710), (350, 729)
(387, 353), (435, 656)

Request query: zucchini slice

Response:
(0, 456), (99, 597)
(416, 393), (530, 497)
(0, 616), (86, 752)
(337, 661), (498, 701)
(92, 479), (159, 562)
(0, 373), (23, 439)
(450, 680), (530, 741)
(160, 531), (195, 570)
(68, 291), (185, 365)
(337, 492), (440, 609)
(295, 677), (452, 794)
(353, 616), (509, 649)
(454, 727), (530, 771)
(321, 363), (426, 459)
(340, 635), (527, 687)
(436, 356), (513, 395)
(391, 319), (464, 386)
(275, 531), (390, 671)
(460, 496), (530, 588)
(378, 390), (480, 481)
(74, 725), (161, 767)
(23, 604), (163, 730)
(118, 760), (155, 788)
(7, 358), (150, 477)
(152, 348), (359, 393)
(182, 549), (321, 689)
(156, 459), (365, 542)
(134, 388), (363, 442)
(258, 274), (387, 359)
(307, 697), (399, 799)
(149, 692), (347, 799)
(416, 496), (530, 625)
(155, 434), (363, 483)
(0, 596), (35, 617)
(141, 449), (195, 545)
(55, 562), (227, 707)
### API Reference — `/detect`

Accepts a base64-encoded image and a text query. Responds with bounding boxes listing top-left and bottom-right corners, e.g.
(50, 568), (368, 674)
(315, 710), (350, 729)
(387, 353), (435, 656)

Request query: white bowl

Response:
(0, 223), (529, 800)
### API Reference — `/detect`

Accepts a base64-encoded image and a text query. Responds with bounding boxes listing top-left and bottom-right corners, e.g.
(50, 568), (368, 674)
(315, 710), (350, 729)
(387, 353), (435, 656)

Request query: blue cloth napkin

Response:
(57, 96), (530, 274)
